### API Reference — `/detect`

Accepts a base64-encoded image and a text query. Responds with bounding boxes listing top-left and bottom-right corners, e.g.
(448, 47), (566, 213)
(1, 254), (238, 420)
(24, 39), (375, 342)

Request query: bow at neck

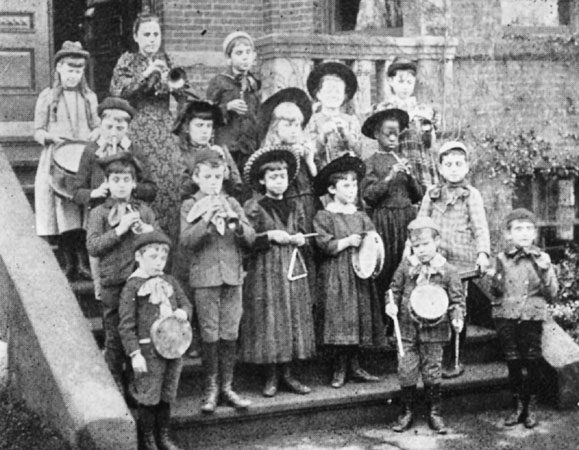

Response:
(408, 253), (447, 284)
(505, 244), (542, 261)
(429, 181), (470, 204)
(95, 136), (132, 159)
(130, 269), (174, 318)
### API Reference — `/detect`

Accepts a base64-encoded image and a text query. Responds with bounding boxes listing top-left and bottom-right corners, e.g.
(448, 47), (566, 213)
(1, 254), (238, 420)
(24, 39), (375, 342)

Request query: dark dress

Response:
(110, 51), (186, 243)
(313, 209), (386, 347)
(362, 151), (423, 299)
(239, 196), (316, 364)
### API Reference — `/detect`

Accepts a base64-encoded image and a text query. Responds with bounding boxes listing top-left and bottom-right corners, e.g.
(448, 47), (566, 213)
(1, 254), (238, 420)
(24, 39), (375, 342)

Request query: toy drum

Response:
(49, 140), (87, 199)
(351, 231), (385, 279)
(409, 284), (449, 327)
(150, 315), (193, 359)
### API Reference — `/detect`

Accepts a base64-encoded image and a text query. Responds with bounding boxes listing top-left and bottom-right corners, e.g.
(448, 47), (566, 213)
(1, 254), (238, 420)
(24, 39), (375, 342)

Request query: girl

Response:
(313, 155), (385, 388)
(361, 108), (423, 302)
(240, 145), (316, 397)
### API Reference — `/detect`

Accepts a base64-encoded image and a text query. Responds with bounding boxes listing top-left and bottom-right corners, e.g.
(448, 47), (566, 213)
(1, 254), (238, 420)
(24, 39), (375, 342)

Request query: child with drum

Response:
(417, 141), (491, 379)
(312, 154), (385, 388)
(86, 152), (157, 393)
(33, 41), (99, 280)
(360, 108), (423, 303)
(239, 145), (316, 397)
(385, 217), (465, 434)
(305, 62), (362, 169)
(119, 230), (192, 450)
(71, 97), (157, 298)
(179, 149), (255, 413)
(490, 208), (558, 429)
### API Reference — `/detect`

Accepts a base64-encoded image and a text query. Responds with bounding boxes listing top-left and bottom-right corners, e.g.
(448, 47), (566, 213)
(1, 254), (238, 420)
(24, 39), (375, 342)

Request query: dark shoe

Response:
(350, 353), (380, 382)
(392, 386), (416, 432)
(263, 364), (278, 397)
(60, 246), (76, 279)
(76, 250), (93, 280)
(219, 340), (251, 410)
(524, 395), (538, 429)
(426, 384), (447, 435)
(200, 343), (219, 414)
(280, 364), (311, 395)
(331, 354), (347, 388)
(156, 402), (182, 450)
(504, 393), (525, 427)
(142, 430), (160, 450)
(442, 363), (465, 379)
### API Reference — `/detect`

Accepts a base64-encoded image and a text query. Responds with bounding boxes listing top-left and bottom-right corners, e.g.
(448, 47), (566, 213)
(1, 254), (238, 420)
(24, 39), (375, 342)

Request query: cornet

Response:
(168, 67), (200, 100)
(126, 204), (147, 234)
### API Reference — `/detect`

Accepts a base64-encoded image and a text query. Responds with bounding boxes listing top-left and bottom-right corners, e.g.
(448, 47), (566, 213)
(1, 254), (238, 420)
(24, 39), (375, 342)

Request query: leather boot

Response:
(156, 402), (182, 450)
(200, 342), (219, 414)
(263, 364), (278, 397)
(58, 236), (76, 279)
(331, 353), (347, 388)
(504, 393), (525, 426)
(426, 384), (447, 434)
(219, 340), (251, 409)
(350, 352), (380, 382)
(280, 363), (311, 395)
(392, 385), (416, 432)
(524, 395), (538, 429)
(76, 247), (93, 280)
(138, 405), (160, 450)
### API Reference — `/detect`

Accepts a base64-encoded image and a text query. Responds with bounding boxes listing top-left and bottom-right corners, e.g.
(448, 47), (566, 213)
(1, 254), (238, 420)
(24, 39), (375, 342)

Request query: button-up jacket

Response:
(179, 192), (255, 288)
(490, 245), (559, 321)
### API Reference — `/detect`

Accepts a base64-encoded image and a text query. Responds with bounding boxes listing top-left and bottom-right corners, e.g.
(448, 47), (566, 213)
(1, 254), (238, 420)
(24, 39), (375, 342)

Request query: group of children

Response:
(33, 29), (559, 449)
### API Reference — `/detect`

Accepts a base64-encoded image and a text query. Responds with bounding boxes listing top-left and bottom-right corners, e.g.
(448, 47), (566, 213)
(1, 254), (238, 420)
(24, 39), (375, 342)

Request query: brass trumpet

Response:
(126, 204), (147, 234)
(168, 67), (200, 100)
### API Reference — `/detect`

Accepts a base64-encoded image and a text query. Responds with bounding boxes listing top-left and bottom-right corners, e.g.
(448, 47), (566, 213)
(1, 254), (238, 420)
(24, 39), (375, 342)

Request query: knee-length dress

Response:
(33, 88), (98, 236)
(110, 51), (185, 243)
(239, 196), (316, 364)
(313, 209), (386, 347)
(361, 151), (423, 298)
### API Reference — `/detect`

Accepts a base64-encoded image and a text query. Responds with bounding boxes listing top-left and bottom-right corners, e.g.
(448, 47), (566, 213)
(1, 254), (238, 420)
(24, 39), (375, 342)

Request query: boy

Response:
(305, 61), (362, 169)
(374, 57), (438, 191)
(171, 99), (242, 199)
(33, 41), (99, 279)
(418, 141), (491, 378)
(119, 229), (192, 450)
(179, 149), (255, 413)
(490, 208), (558, 429)
(386, 217), (465, 434)
(86, 152), (156, 391)
(206, 31), (261, 177)
(71, 96), (157, 297)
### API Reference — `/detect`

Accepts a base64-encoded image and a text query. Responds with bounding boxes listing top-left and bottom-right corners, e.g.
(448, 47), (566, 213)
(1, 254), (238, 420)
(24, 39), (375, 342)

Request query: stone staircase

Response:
(0, 135), (558, 448)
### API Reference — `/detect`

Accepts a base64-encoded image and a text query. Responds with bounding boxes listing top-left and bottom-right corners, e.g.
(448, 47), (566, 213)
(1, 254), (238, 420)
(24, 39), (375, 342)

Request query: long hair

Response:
(262, 102), (305, 147)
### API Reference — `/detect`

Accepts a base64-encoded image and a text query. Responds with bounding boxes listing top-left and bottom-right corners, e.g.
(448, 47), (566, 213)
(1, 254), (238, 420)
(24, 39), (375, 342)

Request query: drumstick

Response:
(388, 290), (405, 358)
(454, 329), (460, 370)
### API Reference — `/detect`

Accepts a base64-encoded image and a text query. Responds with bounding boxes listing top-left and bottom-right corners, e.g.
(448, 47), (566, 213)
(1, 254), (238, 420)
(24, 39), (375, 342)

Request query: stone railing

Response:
(256, 33), (458, 124)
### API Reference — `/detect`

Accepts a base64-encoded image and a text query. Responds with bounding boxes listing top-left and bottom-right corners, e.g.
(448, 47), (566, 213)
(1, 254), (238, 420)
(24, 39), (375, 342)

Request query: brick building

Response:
(2, 0), (579, 248)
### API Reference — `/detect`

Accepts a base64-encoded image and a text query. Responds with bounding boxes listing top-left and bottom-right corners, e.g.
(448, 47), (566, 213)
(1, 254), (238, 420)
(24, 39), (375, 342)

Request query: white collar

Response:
(325, 201), (357, 215)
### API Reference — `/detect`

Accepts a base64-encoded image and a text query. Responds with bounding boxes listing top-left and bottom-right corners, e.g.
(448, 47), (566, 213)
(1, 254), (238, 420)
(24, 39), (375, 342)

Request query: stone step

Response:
(170, 361), (510, 447)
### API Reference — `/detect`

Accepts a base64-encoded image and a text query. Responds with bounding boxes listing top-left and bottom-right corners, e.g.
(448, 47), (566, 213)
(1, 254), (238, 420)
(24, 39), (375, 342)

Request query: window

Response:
(320, 0), (403, 35)
(513, 173), (579, 257)
(502, 0), (571, 29)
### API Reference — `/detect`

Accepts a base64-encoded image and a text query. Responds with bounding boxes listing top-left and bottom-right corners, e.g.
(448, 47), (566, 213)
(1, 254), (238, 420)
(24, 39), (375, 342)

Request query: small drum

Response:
(352, 231), (385, 279)
(409, 284), (449, 327)
(49, 140), (87, 199)
(150, 315), (193, 359)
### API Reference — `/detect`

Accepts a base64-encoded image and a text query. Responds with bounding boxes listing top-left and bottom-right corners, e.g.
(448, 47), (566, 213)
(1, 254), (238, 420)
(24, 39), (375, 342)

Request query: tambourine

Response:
(49, 140), (88, 199)
(352, 231), (385, 279)
(409, 284), (449, 327)
(150, 315), (193, 359)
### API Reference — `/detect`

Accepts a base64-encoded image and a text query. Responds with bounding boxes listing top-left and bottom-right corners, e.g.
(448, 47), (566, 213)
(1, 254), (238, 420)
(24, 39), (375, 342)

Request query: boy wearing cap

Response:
(417, 141), (490, 378)
(87, 152), (157, 392)
(179, 149), (255, 413)
(313, 155), (385, 389)
(490, 208), (558, 429)
(206, 31), (261, 176)
(119, 230), (192, 450)
(385, 217), (465, 434)
(72, 97), (157, 295)
(305, 62), (362, 169)
(33, 41), (99, 280)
